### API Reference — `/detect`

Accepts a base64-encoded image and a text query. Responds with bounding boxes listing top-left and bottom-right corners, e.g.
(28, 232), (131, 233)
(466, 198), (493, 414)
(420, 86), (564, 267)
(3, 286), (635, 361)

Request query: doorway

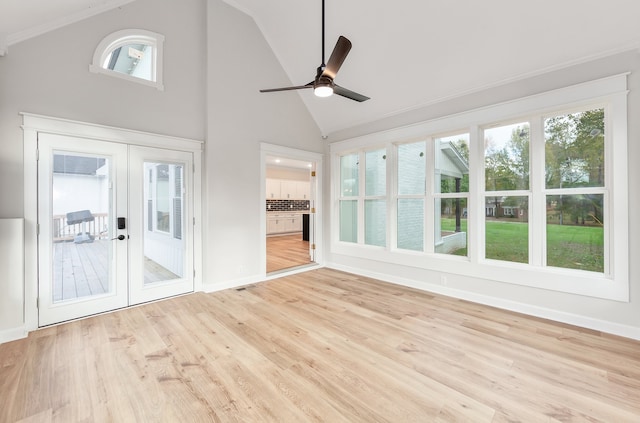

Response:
(36, 133), (195, 326)
(261, 144), (322, 275)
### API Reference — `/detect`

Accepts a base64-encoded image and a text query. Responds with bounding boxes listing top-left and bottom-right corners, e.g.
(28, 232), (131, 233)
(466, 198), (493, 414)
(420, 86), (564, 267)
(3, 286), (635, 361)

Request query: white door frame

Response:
(260, 142), (324, 278)
(22, 113), (203, 331)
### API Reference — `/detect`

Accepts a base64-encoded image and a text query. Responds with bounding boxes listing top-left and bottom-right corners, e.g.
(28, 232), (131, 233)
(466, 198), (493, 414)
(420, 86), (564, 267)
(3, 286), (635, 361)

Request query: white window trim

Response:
(89, 29), (165, 90)
(330, 74), (629, 301)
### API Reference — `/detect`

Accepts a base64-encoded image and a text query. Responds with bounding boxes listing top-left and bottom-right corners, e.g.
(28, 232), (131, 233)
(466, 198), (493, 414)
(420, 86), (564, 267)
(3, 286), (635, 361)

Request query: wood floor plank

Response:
(2, 268), (640, 422)
(266, 233), (312, 273)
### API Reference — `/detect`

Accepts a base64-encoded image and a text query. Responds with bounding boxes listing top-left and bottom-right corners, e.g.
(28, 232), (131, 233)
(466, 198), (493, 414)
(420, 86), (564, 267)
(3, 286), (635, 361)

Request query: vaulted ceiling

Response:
(3, 0), (640, 136)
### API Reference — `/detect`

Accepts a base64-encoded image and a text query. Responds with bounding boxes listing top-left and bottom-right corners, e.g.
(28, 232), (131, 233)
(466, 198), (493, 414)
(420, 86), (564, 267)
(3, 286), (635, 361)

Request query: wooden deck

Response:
(2, 268), (639, 422)
(53, 240), (109, 302)
(266, 233), (312, 273)
(53, 240), (178, 302)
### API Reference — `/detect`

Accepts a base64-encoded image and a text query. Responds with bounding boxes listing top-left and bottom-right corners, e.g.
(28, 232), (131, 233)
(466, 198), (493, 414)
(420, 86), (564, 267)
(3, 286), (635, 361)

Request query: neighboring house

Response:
(484, 197), (529, 221)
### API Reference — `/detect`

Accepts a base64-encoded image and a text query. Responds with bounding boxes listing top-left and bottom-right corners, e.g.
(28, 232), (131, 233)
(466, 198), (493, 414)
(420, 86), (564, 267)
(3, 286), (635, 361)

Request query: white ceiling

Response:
(225, 0), (640, 135)
(3, 0), (640, 136)
(0, 0), (134, 53)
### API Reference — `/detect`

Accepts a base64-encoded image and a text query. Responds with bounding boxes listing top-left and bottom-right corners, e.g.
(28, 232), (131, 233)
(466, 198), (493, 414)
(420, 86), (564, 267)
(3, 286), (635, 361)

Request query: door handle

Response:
(111, 235), (126, 241)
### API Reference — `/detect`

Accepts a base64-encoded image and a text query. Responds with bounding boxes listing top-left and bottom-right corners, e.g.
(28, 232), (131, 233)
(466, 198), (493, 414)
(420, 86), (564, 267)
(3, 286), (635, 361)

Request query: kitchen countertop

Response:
(266, 210), (310, 214)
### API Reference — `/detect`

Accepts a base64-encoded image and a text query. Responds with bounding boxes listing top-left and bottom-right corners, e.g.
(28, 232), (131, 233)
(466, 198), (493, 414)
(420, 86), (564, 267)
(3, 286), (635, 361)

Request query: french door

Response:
(37, 134), (194, 326)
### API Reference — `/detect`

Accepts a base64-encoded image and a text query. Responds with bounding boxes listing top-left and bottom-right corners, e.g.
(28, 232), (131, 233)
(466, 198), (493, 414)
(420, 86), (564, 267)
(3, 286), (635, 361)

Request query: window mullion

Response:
(357, 151), (365, 244)
(529, 117), (545, 266)
(424, 137), (435, 254)
(388, 143), (397, 251)
(469, 125), (482, 264)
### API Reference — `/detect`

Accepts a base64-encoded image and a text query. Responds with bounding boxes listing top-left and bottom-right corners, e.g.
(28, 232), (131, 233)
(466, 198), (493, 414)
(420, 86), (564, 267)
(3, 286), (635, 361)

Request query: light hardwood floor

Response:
(1, 268), (639, 422)
(266, 233), (312, 273)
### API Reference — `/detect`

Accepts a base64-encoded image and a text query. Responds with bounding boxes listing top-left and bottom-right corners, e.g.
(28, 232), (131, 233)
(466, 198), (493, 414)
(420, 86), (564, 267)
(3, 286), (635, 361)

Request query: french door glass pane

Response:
(484, 122), (530, 191)
(365, 199), (386, 247)
(51, 152), (112, 302)
(546, 194), (604, 272)
(143, 161), (184, 284)
(485, 195), (529, 263)
(397, 199), (423, 251)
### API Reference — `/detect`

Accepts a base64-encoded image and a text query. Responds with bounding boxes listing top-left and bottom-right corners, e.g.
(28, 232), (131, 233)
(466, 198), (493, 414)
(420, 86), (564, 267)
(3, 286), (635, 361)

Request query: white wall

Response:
(0, 219), (24, 343)
(266, 167), (310, 181)
(0, 0), (206, 218)
(204, 0), (322, 288)
(325, 50), (640, 339)
(0, 0), (206, 338)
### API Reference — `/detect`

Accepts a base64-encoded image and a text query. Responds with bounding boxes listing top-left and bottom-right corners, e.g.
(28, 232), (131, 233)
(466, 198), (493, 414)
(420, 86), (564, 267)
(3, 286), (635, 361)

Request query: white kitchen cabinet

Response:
(280, 180), (298, 199)
(266, 178), (311, 200)
(296, 181), (310, 200)
(283, 214), (302, 232)
(267, 213), (302, 235)
(266, 179), (281, 199)
(267, 216), (282, 233)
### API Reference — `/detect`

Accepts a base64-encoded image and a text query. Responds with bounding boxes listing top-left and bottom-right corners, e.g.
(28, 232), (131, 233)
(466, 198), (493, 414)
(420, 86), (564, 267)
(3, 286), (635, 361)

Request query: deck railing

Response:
(53, 213), (109, 242)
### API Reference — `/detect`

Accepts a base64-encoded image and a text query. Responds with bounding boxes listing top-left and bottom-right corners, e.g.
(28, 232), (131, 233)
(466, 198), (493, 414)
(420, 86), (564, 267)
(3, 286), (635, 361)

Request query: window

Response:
(90, 29), (164, 90)
(397, 141), (426, 251)
(483, 122), (530, 264)
(331, 74), (628, 301)
(435, 133), (469, 257)
(337, 149), (387, 246)
(339, 153), (358, 242)
(364, 149), (386, 247)
(544, 108), (605, 272)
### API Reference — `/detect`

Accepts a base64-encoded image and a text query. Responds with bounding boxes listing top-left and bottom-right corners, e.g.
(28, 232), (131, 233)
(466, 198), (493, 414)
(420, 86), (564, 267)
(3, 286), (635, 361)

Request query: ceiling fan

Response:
(259, 0), (370, 102)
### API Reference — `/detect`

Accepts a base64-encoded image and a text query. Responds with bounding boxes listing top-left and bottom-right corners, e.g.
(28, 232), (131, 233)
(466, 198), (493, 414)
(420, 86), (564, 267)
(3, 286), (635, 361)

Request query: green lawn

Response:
(440, 218), (604, 272)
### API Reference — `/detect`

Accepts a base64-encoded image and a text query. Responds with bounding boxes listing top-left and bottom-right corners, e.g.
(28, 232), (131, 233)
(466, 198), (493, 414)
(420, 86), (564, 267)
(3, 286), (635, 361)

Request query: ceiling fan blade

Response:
(333, 84), (370, 102)
(260, 82), (313, 93)
(322, 36), (352, 79)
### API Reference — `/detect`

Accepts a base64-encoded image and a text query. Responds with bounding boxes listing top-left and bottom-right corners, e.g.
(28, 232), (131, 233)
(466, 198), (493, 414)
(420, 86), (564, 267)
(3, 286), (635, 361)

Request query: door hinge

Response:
(311, 244), (316, 250)
(311, 208), (316, 214)
(36, 223), (40, 236)
(36, 297), (39, 309)
(193, 269), (196, 278)
(36, 148), (39, 161)
(311, 171), (316, 177)
(193, 217), (196, 225)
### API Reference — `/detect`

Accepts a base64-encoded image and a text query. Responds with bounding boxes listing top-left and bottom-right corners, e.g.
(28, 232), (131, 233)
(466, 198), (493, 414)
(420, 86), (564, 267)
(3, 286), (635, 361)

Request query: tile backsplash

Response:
(266, 199), (310, 212)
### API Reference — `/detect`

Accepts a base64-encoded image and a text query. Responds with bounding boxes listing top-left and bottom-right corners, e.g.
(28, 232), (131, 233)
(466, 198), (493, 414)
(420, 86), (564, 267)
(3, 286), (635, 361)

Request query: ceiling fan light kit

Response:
(260, 0), (369, 102)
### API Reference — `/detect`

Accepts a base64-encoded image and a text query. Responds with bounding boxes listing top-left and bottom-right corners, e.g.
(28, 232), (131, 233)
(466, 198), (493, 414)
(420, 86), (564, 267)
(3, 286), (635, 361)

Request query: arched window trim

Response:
(89, 29), (165, 90)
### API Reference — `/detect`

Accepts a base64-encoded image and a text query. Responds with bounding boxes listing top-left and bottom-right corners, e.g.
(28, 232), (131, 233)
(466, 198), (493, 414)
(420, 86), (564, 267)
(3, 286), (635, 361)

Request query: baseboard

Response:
(0, 326), (28, 345)
(327, 262), (640, 341)
(202, 273), (265, 294)
(201, 264), (325, 294)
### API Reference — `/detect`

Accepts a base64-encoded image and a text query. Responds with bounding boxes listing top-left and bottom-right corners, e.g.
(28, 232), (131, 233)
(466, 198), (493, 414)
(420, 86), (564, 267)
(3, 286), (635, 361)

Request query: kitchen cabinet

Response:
(266, 179), (310, 200)
(266, 179), (281, 199)
(280, 180), (298, 199)
(297, 182), (310, 200)
(267, 213), (303, 235)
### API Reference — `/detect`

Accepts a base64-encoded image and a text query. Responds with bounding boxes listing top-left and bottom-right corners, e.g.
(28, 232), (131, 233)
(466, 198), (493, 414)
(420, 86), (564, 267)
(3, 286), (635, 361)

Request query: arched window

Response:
(90, 29), (164, 90)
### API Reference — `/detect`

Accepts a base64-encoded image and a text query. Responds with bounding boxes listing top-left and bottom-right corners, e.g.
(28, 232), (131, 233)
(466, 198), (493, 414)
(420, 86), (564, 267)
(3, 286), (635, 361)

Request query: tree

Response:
(484, 125), (529, 218)
(544, 109), (605, 224)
